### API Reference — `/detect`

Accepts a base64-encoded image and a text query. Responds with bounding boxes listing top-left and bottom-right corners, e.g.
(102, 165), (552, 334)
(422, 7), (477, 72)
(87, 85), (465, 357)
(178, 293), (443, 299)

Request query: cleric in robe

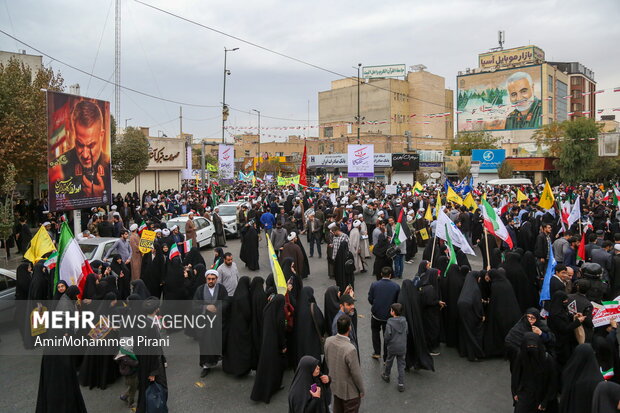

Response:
(50, 99), (111, 207)
(504, 71), (542, 130)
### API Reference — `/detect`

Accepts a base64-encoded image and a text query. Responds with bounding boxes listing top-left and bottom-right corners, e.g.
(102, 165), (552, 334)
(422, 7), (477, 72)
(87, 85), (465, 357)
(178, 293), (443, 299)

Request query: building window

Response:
(548, 75), (553, 92)
(275, 152), (283, 156)
(324, 126), (333, 138)
(319, 143), (325, 153)
(244, 150), (250, 156)
(512, 148), (519, 156)
(330, 144), (334, 152)
(556, 80), (567, 122)
(573, 90), (581, 99)
(571, 76), (580, 85)
(548, 99), (553, 114)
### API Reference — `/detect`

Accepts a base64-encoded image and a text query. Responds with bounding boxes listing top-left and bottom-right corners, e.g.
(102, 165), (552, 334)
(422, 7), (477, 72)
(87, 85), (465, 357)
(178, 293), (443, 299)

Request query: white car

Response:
(216, 202), (242, 237)
(78, 237), (119, 263)
(0, 268), (17, 325)
(166, 216), (215, 248)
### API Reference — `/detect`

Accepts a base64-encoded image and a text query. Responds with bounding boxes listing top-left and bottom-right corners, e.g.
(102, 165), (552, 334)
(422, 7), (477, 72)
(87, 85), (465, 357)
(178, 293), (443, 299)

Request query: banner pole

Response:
(484, 227), (491, 270)
(430, 234), (438, 267)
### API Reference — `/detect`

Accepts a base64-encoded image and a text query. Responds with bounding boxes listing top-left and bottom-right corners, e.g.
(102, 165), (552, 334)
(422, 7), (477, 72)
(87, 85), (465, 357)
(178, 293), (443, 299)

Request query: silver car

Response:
(216, 202), (242, 237)
(0, 268), (17, 325)
(78, 237), (119, 263)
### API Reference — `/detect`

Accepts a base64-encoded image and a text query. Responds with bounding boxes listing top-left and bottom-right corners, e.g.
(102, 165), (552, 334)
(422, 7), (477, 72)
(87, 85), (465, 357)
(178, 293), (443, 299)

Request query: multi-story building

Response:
(0, 50), (43, 72)
(547, 62), (596, 120)
(318, 67), (454, 151)
(456, 45), (571, 156)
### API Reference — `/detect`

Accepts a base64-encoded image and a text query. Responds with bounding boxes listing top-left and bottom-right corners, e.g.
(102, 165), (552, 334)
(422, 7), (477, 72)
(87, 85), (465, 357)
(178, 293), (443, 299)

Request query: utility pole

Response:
(252, 109), (260, 168)
(201, 140), (206, 188)
(114, 0), (121, 125)
(179, 106), (183, 138)
(356, 63), (362, 145)
(222, 47), (239, 143)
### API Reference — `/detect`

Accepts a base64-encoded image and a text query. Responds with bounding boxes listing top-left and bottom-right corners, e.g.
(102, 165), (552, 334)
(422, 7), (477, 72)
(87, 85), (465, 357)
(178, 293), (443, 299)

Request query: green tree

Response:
(111, 127), (150, 184)
(0, 58), (64, 180)
(497, 160), (514, 179)
(532, 122), (564, 157)
(558, 118), (600, 183)
(110, 115), (117, 145)
(455, 158), (471, 180)
(450, 131), (501, 156)
(585, 156), (620, 182)
(0, 163), (16, 245)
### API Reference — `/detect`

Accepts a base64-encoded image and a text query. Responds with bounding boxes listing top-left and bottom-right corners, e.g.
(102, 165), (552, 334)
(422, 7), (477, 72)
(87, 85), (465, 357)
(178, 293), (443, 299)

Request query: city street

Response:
(0, 235), (511, 413)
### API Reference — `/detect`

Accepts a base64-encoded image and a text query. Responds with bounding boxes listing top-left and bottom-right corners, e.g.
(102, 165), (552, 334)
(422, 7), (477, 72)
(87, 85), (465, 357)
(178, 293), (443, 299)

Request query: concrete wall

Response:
(112, 171), (181, 195)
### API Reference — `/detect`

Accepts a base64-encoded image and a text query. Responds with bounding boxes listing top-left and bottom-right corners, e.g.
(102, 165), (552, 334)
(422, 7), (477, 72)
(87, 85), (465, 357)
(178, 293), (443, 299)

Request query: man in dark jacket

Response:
(534, 223), (552, 277)
(590, 241), (614, 282)
(368, 266), (400, 360)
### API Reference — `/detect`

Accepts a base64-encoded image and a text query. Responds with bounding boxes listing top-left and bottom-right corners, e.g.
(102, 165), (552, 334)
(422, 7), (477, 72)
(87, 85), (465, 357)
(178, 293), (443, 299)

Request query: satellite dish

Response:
(430, 172), (441, 179)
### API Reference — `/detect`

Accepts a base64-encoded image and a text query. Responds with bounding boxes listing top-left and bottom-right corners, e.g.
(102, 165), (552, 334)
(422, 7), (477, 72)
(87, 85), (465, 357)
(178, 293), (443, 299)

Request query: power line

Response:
(0, 29), (220, 108)
(86, 0), (114, 95)
(133, 0), (451, 109)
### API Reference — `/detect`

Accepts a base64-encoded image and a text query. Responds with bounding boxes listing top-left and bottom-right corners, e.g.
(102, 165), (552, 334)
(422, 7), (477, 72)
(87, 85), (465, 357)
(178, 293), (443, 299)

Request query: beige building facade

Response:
(318, 69), (453, 151)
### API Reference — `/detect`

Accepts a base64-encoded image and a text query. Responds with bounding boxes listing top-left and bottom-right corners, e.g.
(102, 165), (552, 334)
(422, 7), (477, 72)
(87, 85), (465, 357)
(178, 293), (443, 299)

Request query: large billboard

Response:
(47, 91), (111, 212)
(457, 65), (542, 132)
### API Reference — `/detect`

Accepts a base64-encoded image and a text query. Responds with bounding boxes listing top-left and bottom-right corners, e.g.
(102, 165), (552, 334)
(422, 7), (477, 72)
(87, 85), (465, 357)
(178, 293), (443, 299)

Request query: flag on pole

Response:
(169, 243), (180, 260)
(424, 205), (433, 222)
(266, 234), (287, 295)
(613, 186), (620, 206)
(298, 143), (308, 188)
(138, 221), (147, 235)
(24, 225), (56, 264)
(538, 179), (555, 210)
(445, 224), (457, 274)
(54, 222), (93, 296)
(436, 210), (476, 255)
(481, 198), (514, 249)
(558, 200), (571, 233)
(463, 192), (477, 211)
(577, 231), (586, 262)
(435, 190), (442, 217)
(446, 187), (463, 205)
(44, 251), (59, 271)
(413, 181), (423, 195)
(499, 198), (509, 215)
(539, 239), (557, 303)
(517, 189), (528, 203)
(393, 208), (409, 246)
(567, 196), (581, 230)
(183, 239), (192, 253)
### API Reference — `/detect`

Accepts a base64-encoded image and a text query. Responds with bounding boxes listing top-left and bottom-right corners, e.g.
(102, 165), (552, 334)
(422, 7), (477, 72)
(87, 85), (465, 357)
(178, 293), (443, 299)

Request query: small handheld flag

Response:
(169, 243), (180, 260)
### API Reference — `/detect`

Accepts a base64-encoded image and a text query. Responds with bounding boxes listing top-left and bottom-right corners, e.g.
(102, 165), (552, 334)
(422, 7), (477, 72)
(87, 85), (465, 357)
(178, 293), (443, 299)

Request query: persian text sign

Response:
(218, 144), (234, 180)
(347, 144), (374, 178)
(362, 64), (406, 79)
(478, 46), (545, 69)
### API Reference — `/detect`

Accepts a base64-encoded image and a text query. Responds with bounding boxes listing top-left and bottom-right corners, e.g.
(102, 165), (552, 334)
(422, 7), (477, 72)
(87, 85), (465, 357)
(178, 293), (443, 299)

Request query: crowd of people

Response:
(12, 179), (620, 412)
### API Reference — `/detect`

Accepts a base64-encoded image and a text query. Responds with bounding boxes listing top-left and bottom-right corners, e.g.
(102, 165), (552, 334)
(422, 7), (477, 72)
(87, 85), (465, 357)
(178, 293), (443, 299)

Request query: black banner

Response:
(391, 153), (419, 171)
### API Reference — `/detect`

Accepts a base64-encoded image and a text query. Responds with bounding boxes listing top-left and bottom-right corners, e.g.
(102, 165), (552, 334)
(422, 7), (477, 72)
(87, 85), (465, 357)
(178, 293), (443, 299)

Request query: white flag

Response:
(436, 210), (476, 256)
(567, 196), (581, 229)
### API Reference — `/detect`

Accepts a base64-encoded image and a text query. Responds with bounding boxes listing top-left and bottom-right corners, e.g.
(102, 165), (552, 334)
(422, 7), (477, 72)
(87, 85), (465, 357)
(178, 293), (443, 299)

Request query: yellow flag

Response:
(419, 228), (429, 240)
(538, 179), (555, 210)
(435, 190), (442, 217)
(24, 225), (56, 263)
(464, 192), (477, 210)
(424, 205), (433, 221)
(517, 189), (528, 203)
(482, 192), (487, 200)
(413, 181), (423, 194)
(446, 187), (463, 205)
(266, 234), (287, 295)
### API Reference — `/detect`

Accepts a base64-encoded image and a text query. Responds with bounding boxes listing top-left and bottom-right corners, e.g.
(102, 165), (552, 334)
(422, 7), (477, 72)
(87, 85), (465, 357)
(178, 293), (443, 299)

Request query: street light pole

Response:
(201, 140), (206, 189)
(222, 47), (239, 143)
(356, 63), (362, 145)
(125, 118), (132, 129)
(252, 109), (260, 168)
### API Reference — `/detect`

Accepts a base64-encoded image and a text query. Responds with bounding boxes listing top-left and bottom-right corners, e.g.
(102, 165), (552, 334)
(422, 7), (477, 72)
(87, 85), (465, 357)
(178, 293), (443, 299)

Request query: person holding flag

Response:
(392, 208), (410, 279)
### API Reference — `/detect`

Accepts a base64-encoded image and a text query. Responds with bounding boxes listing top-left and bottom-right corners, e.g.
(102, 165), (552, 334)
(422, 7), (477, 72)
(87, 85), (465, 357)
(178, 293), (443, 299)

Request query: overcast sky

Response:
(1, 0), (619, 141)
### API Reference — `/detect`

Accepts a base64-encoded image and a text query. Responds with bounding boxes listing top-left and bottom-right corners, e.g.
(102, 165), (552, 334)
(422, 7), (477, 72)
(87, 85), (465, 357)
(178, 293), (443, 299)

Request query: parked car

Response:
(0, 268), (17, 325)
(216, 202), (243, 237)
(78, 237), (119, 263)
(166, 216), (215, 248)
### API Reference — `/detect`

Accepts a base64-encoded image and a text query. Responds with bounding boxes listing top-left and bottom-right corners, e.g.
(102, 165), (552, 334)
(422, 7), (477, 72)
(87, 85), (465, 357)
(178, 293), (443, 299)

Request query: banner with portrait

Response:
(457, 65), (542, 132)
(47, 91), (111, 212)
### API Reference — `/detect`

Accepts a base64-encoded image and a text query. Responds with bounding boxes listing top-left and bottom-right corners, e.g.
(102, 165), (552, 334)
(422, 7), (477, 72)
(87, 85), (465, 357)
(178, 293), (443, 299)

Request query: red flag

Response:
(577, 231), (586, 262)
(298, 143), (308, 187)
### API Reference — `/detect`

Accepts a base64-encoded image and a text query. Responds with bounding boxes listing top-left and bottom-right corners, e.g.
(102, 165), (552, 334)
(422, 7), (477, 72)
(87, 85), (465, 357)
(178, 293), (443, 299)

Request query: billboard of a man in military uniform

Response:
(457, 65), (542, 132)
(47, 91), (111, 212)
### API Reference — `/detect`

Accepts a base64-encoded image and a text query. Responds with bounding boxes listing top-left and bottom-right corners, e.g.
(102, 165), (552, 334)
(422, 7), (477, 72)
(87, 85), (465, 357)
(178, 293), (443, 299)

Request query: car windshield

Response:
(79, 244), (98, 260)
(217, 206), (237, 216)
(168, 221), (186, 234)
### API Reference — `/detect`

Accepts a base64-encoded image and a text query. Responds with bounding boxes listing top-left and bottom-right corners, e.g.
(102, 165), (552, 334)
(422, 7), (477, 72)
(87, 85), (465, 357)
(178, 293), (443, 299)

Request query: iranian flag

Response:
(481, 198), (513, 249)
(393, 208), (410, 246)
(183, 239), (193, 253)
(169, 243), (180, 260)
(54, 222), (94, 297)
(499, 198), (509, 215)
(44, 251), (59, 271)
(138, 221), (147, 235)
(577, 231), (587, 262)
(613, 187), (620, 206)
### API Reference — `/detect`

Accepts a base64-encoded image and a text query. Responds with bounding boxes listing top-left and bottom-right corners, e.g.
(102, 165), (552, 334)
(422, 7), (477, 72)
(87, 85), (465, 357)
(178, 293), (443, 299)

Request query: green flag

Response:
(445, 224), (457, 277)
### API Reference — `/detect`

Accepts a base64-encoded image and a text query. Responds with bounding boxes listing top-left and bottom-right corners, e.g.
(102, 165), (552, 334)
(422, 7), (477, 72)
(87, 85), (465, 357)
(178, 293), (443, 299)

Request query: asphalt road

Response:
(0, 236), (511, 413)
